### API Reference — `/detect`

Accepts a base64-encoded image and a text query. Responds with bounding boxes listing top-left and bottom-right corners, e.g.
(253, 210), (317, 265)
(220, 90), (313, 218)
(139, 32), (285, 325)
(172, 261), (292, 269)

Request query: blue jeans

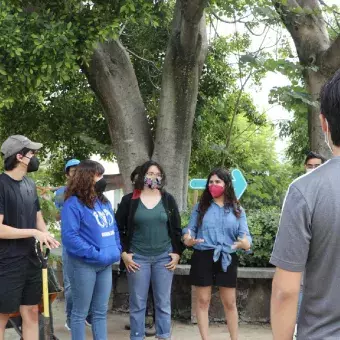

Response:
(67, 255), (112, 340)
(127, 250), (174, 340)
(62, 247), (72, 323)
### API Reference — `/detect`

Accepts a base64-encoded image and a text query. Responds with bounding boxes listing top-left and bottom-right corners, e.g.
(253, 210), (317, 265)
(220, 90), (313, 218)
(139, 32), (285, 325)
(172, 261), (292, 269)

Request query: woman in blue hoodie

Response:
(61, 160), (121, 340)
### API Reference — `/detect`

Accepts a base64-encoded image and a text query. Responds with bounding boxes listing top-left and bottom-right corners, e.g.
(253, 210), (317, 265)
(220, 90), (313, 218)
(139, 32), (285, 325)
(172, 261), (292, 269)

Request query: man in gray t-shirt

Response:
(270, 70), (340, 340)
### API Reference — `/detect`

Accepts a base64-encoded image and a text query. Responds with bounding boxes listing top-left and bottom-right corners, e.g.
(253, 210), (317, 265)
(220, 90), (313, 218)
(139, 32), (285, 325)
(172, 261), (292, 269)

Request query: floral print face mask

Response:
(144, 175), (161, 189)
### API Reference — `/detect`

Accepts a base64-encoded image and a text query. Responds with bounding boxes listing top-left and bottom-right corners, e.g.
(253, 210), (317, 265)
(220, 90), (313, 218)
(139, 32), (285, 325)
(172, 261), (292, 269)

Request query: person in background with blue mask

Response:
(62, 160), (121, 340)
(55, 159), (94, 331)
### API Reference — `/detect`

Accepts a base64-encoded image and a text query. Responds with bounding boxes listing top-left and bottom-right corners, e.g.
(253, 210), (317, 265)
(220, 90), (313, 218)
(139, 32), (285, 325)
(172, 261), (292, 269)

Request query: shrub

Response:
(238, 207), (280, 267)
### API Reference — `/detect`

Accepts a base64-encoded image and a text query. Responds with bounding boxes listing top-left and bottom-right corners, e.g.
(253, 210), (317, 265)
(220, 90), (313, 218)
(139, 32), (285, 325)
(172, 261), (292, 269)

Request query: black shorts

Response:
(0, 257), (42, 314)
(190, 249), (238, 288)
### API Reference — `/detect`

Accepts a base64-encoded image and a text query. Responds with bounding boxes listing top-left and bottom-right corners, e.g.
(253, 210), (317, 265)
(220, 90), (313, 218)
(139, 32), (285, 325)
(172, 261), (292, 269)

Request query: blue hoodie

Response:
(61, 195), (121, 266)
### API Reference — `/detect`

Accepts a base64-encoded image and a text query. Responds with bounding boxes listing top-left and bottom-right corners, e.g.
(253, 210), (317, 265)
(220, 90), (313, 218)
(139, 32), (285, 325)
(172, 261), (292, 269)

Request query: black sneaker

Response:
(85, 315), (92, 327)
(145, 324), (156, 337)
(65, 319), (71, 331)
(124, 323), (131, 330)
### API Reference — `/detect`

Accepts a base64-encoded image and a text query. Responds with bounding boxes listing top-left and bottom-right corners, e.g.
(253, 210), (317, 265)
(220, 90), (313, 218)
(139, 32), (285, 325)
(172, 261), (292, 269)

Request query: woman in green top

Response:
(116, 161), (183, 340)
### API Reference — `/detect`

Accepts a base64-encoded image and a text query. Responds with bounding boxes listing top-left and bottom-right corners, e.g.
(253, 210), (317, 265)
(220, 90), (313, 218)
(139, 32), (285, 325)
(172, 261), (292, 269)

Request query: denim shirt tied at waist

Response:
(183, 202), (252, 272)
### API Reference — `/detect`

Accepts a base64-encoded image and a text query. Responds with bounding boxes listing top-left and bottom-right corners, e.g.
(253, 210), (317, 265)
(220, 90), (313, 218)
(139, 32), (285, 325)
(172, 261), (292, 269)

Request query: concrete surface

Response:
(5, 299), (272, 340)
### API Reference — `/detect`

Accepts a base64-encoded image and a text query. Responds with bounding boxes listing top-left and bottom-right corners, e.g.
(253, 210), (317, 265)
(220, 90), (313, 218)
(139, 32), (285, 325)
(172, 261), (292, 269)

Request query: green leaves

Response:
(238, 207), (281, 267)
(0, 0), (167, 104)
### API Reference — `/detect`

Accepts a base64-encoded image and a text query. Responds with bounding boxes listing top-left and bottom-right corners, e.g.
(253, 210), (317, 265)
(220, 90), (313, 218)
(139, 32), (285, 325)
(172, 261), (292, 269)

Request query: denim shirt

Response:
(183, 202), (252, 271)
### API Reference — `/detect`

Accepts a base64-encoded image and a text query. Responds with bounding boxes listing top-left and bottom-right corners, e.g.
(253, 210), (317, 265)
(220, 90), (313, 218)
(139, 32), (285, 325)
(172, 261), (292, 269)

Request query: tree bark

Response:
(274, 0), (340, 158)
(152, 0), (209, 211)
(83, 40), (153, 192)
(84, 1), (208, 211)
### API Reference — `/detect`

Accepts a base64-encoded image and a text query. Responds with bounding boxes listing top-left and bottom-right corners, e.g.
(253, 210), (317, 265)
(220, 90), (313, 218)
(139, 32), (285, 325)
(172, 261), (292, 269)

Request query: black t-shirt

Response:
(0, 173), (40, 263)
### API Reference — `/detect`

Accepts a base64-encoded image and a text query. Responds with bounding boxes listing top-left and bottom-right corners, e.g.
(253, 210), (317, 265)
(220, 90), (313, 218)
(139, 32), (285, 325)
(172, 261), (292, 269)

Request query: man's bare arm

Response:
(271, 267), (302, 340)
(36, 211), (60, 249)
(0, 214), (38, 239)
(36, 211), (48, 233)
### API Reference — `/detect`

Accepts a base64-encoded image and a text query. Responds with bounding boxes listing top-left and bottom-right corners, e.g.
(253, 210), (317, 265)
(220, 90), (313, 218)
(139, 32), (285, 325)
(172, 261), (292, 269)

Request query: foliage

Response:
(270, 85), (310, 166)
(179, 211), (193, 265)
(0, 0), (174, 184)
(190, 37), (295, 210)
(0, 0), (167, 105)
(29, 168), (61, 240)
(238, 207), (280, 267)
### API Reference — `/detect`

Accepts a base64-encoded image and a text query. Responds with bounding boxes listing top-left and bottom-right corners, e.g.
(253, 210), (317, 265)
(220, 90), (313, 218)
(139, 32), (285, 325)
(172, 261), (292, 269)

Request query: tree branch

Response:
(245, 23), (268, 36)
(179, 0), (209, 54)
(321, 34), (340, 75)
(318, 0), (340, 15)
(126, 48), (160, 71)
(211, 11), (251, 24)
(222, 24), (270, 165)
(152, 0), (208, 210)
(182, 0), (209, 24)
(209, 14), (221, 39)
(273, 0), (330, 65)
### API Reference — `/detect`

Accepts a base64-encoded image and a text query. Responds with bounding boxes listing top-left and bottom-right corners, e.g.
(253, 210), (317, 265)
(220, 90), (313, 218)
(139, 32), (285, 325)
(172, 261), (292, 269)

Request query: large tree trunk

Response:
(83, 41), (153, 192)
(274, 0), (340, 158)
(153, 0), (208, 211)
(84, 1), (209, 211)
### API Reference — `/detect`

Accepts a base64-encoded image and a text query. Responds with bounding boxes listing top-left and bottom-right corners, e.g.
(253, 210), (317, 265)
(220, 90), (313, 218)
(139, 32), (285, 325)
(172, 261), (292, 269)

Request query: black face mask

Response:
(25, 156), (40, 173)
(95, 177), (107, 194)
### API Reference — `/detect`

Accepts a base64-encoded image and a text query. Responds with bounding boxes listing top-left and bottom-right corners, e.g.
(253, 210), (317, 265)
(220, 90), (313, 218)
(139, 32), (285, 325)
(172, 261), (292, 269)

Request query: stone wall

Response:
(51, 251), (274, 323)
(111, 265), (274, 323)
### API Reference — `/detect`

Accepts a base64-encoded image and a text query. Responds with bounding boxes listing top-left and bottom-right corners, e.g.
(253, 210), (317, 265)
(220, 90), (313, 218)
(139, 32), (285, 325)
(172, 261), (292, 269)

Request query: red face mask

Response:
(209, 184), (225, 198)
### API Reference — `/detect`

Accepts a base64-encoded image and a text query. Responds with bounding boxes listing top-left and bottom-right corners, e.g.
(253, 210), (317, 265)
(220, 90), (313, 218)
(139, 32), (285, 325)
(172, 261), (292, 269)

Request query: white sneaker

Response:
(294, 324), (297, 338)
(65, 322), (71, 331)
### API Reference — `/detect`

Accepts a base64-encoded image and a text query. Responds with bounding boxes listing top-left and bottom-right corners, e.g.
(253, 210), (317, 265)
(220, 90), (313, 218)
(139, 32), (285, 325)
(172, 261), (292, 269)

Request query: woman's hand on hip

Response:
(165, 253), (180, 271)
(121, 252), (140, 273)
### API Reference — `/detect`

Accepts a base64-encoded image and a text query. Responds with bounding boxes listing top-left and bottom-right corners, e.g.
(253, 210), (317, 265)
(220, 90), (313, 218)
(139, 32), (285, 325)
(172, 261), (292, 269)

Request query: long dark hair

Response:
(134, 160), (166, 190)
(65, 160), (107, 208)
(197, 168), (241, 227)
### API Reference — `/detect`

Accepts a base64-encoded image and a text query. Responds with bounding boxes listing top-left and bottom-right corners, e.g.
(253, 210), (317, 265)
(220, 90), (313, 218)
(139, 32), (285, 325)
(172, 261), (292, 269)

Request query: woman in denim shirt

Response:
(183, 168), (252, 340)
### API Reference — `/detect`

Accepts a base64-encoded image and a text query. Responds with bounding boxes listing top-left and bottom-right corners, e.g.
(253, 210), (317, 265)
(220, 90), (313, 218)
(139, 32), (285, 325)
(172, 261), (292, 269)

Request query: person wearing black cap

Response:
(0, 135), (59, 339)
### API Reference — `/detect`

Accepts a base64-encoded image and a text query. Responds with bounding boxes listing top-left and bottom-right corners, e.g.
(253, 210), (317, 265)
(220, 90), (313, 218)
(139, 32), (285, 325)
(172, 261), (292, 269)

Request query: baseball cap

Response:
(65, 159), (80, 171)
(1, 135), (43, 159)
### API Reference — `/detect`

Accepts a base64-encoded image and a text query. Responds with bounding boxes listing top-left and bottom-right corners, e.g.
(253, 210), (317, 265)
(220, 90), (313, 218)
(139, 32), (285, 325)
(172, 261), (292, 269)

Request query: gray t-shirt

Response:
(270, 157), (340, 339)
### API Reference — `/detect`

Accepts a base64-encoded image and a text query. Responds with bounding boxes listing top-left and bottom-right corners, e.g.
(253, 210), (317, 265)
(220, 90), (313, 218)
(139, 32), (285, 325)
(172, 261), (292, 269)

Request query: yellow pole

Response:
(42, 268), (50, 318)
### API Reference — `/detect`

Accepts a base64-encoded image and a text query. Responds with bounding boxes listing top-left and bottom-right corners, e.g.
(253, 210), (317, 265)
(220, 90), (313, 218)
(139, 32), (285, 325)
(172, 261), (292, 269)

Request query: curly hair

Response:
(197, 168), (241, 227)
(65, 160), (107, 208)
